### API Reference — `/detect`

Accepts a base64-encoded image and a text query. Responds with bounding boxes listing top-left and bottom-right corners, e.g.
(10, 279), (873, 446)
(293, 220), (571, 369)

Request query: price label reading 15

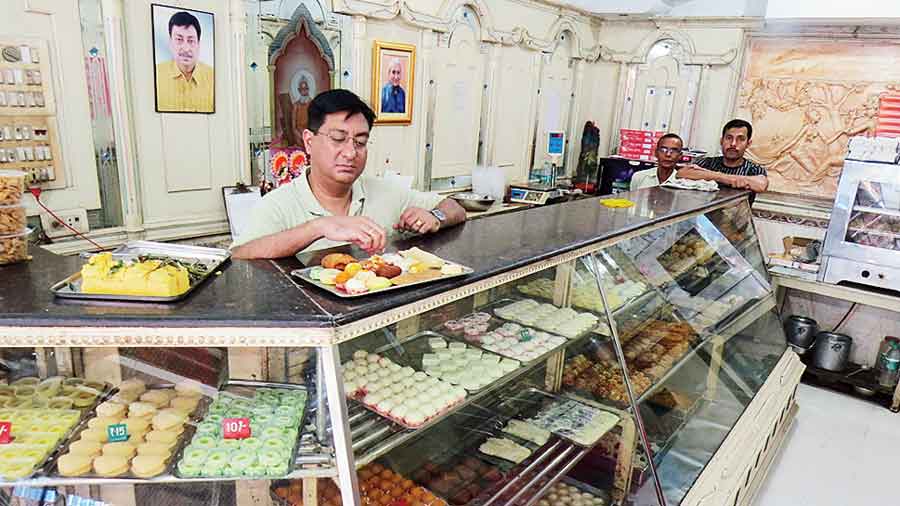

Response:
(222, 417), (251, 440)
(0, 421), (11, 444)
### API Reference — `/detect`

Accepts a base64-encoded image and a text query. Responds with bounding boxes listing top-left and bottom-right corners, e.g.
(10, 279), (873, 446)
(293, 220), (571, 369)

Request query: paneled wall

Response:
(2, 0), (101, 214)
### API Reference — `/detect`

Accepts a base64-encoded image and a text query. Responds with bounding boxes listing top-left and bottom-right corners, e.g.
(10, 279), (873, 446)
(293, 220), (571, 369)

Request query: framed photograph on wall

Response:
(371, 41), (415, 125)
(151, 4), (215, 114)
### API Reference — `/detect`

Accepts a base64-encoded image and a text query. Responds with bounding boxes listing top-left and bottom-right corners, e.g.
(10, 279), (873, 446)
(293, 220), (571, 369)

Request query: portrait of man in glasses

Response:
(232, 90), (466, 259)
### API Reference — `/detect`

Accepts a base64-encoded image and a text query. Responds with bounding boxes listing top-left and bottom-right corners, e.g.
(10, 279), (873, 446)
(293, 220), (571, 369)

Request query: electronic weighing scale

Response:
(510, 131), (566, 205)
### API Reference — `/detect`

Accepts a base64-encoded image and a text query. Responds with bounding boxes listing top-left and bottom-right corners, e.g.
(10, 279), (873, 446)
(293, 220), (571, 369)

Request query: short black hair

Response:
(657, 133), (683, 148)
(169, 11), (201, 40)
(722, 119), (753, 140)
(307, 89), (376, 133)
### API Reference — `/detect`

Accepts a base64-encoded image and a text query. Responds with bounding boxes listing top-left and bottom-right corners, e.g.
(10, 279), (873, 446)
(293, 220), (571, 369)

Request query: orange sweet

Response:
(335, 271), (352, 284)
(344, 263), (362, 276)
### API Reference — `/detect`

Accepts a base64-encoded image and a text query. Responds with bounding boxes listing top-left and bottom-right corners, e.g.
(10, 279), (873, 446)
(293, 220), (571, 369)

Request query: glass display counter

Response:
(0, 187), (803, 506)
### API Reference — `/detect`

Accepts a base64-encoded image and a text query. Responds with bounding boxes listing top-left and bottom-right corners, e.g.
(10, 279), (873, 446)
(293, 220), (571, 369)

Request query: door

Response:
(533, 40), (575, 174)
(430, 24), (485, 179)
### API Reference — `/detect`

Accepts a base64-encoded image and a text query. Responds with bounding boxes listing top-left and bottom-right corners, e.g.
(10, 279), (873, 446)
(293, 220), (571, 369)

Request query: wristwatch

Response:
(430, 208), (446, 224)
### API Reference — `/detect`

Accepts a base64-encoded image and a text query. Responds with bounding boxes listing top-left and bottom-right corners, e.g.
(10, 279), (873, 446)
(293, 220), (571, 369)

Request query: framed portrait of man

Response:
(151, 4), (215, 114)
(371, 41), (415, 125)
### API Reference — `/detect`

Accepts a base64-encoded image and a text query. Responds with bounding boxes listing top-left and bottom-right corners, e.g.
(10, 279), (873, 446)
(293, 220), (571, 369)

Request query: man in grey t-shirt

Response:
(677, 119), (769, 194)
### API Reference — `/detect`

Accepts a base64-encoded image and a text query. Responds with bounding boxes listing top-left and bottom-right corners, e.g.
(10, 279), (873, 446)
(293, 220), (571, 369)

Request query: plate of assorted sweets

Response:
(292, 247), (472, 297)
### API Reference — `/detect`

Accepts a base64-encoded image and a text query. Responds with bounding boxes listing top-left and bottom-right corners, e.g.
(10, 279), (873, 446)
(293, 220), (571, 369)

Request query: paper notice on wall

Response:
(452, 81), (467, 114)
(544, 89), (562, 131)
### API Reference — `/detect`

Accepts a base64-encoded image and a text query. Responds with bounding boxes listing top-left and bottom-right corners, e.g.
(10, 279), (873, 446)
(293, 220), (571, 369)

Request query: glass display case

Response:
(0, 187), (803, 506)
(822, 159), (900, 291)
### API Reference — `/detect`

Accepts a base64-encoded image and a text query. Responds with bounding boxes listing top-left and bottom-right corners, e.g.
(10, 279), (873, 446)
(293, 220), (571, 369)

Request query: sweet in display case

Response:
(0, 187), (803, 506)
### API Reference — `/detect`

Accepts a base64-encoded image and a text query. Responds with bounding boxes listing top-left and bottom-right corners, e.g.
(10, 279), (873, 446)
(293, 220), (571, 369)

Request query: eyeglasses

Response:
(657, 146), (683, 155)
(316, 129), (370, 152)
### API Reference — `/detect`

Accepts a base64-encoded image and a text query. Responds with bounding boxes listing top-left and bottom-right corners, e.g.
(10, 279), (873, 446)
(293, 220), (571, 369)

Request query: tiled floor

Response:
(753, 383), (898, 505)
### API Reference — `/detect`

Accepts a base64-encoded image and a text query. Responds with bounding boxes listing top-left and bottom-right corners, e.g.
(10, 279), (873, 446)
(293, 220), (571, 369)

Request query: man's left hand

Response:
(395, 207), (440, 234)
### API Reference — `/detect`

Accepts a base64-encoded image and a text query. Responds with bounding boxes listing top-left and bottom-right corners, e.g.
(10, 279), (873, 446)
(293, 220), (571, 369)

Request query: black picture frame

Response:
(151, 3), (216, 114)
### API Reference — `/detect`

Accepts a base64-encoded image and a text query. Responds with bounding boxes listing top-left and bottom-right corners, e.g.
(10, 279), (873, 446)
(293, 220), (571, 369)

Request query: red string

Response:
(29, 187), (105, 251)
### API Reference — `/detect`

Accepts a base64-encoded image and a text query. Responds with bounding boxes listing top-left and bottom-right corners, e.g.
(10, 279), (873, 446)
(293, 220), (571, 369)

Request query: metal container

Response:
(784, 315), (818, 350)
(812, 332), (853, 372)
(451, 192), (495, 212)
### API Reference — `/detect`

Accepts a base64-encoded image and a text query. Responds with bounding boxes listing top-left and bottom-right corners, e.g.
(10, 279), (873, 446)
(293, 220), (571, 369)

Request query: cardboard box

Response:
(767, 236), (821, 272)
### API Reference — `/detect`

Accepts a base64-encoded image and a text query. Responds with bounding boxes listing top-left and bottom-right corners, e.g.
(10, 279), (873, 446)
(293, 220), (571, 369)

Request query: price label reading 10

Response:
(222, 417), (251, 440)
(0, 421), (11, 444)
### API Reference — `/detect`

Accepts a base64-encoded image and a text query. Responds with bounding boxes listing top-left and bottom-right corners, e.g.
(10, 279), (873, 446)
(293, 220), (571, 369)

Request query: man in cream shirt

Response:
(629, 134), (684, 191)
(232, 90), (466, 259)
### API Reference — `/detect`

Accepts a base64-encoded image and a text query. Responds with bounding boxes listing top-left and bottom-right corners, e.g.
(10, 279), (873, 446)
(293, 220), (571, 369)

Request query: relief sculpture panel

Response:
(736, 39), (900, 197)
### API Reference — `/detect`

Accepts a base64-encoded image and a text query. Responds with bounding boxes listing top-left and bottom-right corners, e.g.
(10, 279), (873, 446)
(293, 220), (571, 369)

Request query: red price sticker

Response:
(222, 417), (251, 440)
(0, 422), (11, 444)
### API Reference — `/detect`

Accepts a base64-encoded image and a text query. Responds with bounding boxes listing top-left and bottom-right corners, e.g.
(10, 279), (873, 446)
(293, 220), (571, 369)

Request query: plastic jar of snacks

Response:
(0, 227), (31, 266)
(0, 204), (26, 235)
(0, 170), (26, 205)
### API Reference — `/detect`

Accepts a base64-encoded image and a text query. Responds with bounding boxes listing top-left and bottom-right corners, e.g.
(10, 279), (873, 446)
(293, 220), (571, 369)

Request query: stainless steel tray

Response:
(0, 379), (112, 482)
(290, 261), (473, 298)
(488, 297), (603, 341)
(50, 241), (230, 303)
(48, 383), (203, 480)
(172, 379), (310, 479)
(435, 300), (570, 366)
(375, 331), (516, 393)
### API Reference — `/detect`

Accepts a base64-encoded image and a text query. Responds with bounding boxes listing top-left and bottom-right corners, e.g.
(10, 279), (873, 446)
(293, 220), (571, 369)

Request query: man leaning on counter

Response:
(678, 119), (769, 193)
(232, 90), (467, 259)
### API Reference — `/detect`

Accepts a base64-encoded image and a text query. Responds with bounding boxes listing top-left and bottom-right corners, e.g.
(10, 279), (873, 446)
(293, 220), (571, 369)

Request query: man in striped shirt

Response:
(677, 119), (769, 194)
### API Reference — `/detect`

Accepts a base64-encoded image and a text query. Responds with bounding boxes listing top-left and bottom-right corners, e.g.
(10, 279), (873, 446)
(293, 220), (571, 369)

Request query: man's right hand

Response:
(315, 216), (386, 254)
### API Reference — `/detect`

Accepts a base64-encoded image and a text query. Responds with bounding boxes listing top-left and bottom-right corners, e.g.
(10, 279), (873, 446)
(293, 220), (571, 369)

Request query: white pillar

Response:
(100, 0), (143, 237)
(566, 58), (586, 176)
(351, 15), (367, 97)
(230, 0), (251, 183)
(482, 42), (501, 166)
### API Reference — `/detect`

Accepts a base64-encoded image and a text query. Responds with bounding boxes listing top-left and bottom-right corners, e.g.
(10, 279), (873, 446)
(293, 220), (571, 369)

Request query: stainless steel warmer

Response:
(820, 159), (900, 290)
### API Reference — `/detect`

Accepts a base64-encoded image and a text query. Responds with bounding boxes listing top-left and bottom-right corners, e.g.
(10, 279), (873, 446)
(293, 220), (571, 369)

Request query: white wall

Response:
(766, 0), (900, 19)
(563, 0), (767, 17)
(123, 0), (245, 237)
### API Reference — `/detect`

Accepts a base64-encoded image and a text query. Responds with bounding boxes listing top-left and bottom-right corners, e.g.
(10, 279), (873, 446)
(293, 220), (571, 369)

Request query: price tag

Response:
(519, 329), (533, 342)
(107, 423), (128, 443)
(0, 421), (11, 444)
(222, 417), (251, 440)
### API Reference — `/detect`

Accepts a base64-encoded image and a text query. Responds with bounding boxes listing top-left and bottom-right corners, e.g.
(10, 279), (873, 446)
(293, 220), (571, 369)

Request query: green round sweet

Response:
(280, 428), (298, 441)
(230, 452), (256, 470)
(262, 437), (287, 451)
(244, 464), (267, 478)
(177, 460), (201, 478)
(225, 408), (249, 419)
(261, 427), (282, 440)
(241, 437), (263, 451)
(207, 402), (228, 414)
(267, 462), (289, 477)
(275, 405), (298, 418)
(221, 439), (242, 450)
(258, 448), (283, 467)
(182, 446), (209, 466)
(196, 421), (219, 437)
(192, 435), (217, 448)
(205, 413), (224, 424)
(205, 450), (229, 470)
(274, 415), (295, 427)
(221, 465), (242, 477)
(253, 413), (274, 426)
(232, 400), (253, 411)
(308, 266), (324, 280)
(251, 405), (273, 417)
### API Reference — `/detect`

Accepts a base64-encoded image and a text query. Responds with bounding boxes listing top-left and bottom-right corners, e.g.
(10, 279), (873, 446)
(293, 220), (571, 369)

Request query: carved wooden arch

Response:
(598, 28), (737, 66)
(544, 16), (591, 59)
(436, 0), (493, 37)
(269, 3), (335, 70)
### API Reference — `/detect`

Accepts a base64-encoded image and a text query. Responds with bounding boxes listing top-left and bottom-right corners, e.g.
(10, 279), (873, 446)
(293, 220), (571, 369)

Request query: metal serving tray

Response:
(0, 379), (111, 482)
(50, 241), (230, 303)
(290, 262), (473, 298)
(48, 383), (204, 480)
(172, 379), (310, 479)
(375, 331), (516, 393)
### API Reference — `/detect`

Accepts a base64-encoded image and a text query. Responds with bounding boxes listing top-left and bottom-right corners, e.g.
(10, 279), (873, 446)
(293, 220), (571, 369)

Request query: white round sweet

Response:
(387, 362), (402, 372)
(412, 371), (428, 382)
(367, 353), (381, 363)
(377, 368), (392, 378)
(353, 350), (368, 360)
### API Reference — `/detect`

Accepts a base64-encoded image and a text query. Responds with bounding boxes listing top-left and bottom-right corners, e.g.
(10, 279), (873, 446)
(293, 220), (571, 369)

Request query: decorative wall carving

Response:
(736, 38), (900, 197)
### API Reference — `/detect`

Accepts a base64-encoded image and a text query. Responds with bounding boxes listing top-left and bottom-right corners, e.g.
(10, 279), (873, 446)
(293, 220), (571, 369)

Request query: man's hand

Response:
(317, 216), (386, 254)
(675, 164), (715, 181)
(395, 207), (440, 235)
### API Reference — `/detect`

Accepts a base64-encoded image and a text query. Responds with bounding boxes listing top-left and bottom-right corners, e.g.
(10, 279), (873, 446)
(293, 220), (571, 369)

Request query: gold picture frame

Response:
(372, 41), (415, 125)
